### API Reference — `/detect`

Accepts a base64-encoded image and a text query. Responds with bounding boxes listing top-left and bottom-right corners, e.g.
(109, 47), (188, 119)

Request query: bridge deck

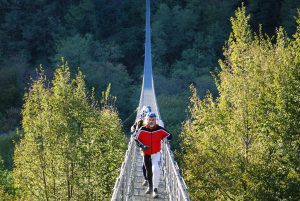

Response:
(130, 147), (168, 201)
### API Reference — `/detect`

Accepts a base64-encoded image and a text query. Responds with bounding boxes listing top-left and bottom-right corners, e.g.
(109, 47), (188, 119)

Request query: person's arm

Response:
(161, 127), (173, 141)
(130, 122), (137, 133)
(130, 126), (135, 133)
(135, 128), (142, 141)
(134, 129), (149, 150)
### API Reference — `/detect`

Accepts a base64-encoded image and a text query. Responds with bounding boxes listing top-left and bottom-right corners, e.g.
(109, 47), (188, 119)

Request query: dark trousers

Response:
(143, 154), (153, 188)
(142, 164), (147, 180)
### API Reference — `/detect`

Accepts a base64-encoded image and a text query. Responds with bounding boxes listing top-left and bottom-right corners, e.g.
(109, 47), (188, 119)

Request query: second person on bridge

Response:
(131, 105), (152, 186)
(135, 112), (172, 198)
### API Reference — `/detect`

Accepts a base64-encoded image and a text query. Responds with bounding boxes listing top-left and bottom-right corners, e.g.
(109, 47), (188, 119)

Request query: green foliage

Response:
(0, 56), (27, 132)
(179, 5), (300, 200)
(54, 34), (132, 119)
(247, 0), (300, 36)
(13, 63), (126, 200)
(0, 185), (14, 201)
(280, 0), (300, 35)
(0, 156), (15, 200)
(153, 3), (197, 67)
(157, 93), (188, 150)
(64, 0), (96, 35)
(101, 83), (116, 110)
(1, 0), (299, 135)
(0, 2), (299, 199)
(0, 130), (20, 170)
(0, 1), (65, 64)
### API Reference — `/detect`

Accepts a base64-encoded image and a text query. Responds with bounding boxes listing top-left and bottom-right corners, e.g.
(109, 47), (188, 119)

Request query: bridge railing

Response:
(161, 141), (190, 201)
(111, 136), (137, 201)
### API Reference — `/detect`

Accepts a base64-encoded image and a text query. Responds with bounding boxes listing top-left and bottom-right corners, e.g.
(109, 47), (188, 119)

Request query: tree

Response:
(179, 5), (300, 200)
(64, 0), (97, 35)
(54, 34), (133, 118)
(13, 62), (126, 200)
(0, 155), (14, 200)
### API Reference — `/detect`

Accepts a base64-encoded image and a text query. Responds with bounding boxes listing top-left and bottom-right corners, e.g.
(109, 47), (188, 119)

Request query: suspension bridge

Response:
(111, 0), (190, 200)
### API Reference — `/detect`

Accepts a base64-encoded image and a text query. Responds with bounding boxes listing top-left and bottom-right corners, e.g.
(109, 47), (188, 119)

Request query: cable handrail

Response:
(162, 142), (190, 201)
(111, 137), (136, 201)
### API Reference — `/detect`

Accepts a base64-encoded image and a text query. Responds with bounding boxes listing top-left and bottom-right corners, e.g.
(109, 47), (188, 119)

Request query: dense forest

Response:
(0, 0), (300, 200)
(1, 0), (299, 135)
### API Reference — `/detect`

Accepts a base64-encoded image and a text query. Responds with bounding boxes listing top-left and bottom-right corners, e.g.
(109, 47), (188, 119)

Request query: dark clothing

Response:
(132, 119), (145, 148)
(143, 154), (153, 188)
(142, 164), (147, 180)
(131, 119), (148, 180)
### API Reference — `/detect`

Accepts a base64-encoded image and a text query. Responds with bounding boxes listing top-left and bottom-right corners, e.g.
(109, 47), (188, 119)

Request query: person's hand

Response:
(141, 144), (150, 151)
(130, 126), (135, 133)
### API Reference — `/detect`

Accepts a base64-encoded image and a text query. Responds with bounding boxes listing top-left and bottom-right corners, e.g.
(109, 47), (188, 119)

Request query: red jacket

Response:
(137, 124), (172, 155)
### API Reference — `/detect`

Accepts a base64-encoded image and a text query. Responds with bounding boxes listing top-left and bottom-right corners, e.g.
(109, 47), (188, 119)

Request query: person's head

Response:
(145, 106), (151, 113)
(147, 112), (156, 128)
(140, 105), (152, 119)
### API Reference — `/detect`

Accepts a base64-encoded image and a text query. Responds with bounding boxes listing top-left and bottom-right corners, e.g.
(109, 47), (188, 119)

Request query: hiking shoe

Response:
(142, 180), (148, 187)
(153, 188), (158, 198)
(145, 187), (152, 194)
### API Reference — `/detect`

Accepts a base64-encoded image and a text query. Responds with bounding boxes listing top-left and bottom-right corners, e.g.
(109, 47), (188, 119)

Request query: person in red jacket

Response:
(136, 112), (172, 198)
